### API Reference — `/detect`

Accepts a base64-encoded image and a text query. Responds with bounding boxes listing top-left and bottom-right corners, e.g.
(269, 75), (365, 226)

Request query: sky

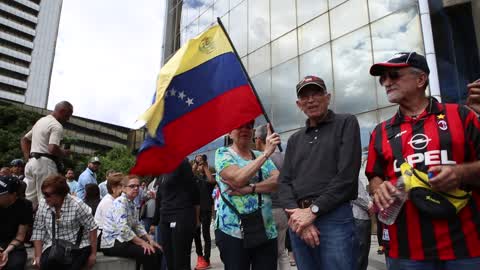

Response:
(48, 0), (166, 128)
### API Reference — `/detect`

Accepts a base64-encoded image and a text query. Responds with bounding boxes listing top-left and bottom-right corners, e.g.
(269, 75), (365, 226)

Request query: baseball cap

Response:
(370, 52), (430, 76)
(296, 75), (327, 97)
(0, 175), (19, 196)
(89, 156), (101, 164)
(10, 159), (24, 167)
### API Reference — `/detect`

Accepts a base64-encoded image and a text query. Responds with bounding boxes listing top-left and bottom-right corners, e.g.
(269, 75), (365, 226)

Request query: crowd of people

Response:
(1, 51), (480, 270)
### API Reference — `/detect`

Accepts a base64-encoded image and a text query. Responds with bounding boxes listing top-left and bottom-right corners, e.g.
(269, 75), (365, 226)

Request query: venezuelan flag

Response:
(131, 25), (263, 175)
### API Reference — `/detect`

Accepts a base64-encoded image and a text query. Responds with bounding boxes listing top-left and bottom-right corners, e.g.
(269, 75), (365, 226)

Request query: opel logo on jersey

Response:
(408, 134), (431, 150)
(438, 120), (448, 131)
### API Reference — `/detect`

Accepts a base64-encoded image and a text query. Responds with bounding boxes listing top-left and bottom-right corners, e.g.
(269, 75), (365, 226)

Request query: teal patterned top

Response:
(214, 146), (278, 239)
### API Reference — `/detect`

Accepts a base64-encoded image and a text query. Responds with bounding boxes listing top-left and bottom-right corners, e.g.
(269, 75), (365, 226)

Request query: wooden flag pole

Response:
(217, 17), (283, 152)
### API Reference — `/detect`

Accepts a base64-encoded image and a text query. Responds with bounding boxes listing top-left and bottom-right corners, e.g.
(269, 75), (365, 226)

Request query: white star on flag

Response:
(186, 98), (194, 106)
(169, 88), (177, 96)
(178, 91), (186, 100)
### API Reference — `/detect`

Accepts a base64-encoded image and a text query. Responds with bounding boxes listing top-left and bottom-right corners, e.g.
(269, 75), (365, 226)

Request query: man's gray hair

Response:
(254, 124), (268, 144)
(410, 67), (429, 89)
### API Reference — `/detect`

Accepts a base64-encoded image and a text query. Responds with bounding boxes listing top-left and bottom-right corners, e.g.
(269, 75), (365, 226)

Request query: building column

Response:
(419, 0), (442, 101)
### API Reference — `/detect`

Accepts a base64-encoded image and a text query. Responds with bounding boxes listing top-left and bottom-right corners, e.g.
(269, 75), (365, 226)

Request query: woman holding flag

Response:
(214, 121), (281, 270)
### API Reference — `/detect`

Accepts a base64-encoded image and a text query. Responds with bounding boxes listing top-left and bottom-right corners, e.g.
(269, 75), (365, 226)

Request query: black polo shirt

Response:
(0, 198), (33, 246)
(278, 110), (361, 216)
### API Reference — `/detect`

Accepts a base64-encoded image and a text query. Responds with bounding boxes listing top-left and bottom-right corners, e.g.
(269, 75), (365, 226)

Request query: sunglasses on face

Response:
(126, 184), (140, 189)
(379, 70), (408, 86)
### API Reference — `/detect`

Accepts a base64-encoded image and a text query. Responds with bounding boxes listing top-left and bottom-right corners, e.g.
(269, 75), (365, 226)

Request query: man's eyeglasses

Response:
(298, 92), (325, 102)
(126, 184), (140, 189)
(379, 70), (411, 86)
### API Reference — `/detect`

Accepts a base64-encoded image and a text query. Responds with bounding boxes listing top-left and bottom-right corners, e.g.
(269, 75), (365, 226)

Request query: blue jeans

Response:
(387, 257), (480, 270)
(289, 203), (355, 270)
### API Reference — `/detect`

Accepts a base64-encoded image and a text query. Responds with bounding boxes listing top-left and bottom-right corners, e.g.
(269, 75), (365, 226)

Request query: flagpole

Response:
(217, 17), (283, 152)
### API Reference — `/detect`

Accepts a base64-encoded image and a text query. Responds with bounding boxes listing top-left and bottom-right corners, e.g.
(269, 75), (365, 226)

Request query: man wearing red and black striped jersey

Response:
(366, 52), (480, 269)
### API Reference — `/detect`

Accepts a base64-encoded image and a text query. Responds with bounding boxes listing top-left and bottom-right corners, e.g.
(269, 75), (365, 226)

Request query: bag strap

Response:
(220, 150), (264, 217)
(51, 211), (56, 240)
(50, 210), (84, 247)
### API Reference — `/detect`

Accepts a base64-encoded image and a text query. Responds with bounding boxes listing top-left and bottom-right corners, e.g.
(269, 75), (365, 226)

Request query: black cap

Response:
(296, 75), (327, 97)
(0, 175), (19, 196)
(370, 52), (430, 76)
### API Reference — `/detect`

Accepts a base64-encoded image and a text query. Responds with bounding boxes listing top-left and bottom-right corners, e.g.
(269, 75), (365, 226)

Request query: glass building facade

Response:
(162, 0), (480, 157)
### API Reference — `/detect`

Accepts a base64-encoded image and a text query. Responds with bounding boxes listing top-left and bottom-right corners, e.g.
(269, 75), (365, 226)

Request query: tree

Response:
(0, 104), (40, 166)
(96, 146), (135, 181)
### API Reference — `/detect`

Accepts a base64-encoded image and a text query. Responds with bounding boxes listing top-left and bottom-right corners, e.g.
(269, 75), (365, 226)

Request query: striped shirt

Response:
(366, 98), (480, 260)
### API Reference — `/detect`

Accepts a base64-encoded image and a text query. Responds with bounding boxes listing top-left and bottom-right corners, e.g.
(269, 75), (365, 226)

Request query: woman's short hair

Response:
(106, 173), (125, 194)
(41, 174), (69, 197)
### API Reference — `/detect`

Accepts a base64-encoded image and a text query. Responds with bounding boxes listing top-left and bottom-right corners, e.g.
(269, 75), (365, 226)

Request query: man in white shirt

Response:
(21, 101), (73, 207)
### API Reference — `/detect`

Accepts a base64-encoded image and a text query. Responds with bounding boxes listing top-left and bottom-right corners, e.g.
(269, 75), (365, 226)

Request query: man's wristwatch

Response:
(310, 204), (320, 215)
(249, 183), (256, 194)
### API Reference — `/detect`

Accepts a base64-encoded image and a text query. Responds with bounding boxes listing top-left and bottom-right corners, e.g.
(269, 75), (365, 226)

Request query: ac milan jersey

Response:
(366, 98), (480, 260)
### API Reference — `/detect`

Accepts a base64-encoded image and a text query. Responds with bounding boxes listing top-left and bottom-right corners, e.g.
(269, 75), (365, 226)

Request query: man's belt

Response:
(30, 152), (57, 162)
(297, 199), (315, 209)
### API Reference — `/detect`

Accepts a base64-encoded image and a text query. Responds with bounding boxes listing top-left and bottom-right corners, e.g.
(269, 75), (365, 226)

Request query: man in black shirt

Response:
(278, 76), (361, 270)
(153, 159), (200, 270)
(0, 175), (33, 270)
(191, 155), (215, 270)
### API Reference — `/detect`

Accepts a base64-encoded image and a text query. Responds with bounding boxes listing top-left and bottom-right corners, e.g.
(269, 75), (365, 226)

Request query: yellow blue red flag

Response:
(131, 25), (263, 175)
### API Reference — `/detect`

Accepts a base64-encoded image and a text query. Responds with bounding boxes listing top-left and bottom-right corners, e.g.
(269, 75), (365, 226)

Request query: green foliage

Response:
(0, 104), (40, 167)
(95, 146), (135, 181)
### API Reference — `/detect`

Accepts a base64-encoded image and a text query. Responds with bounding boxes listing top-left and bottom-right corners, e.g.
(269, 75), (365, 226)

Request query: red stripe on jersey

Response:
(366, 128), (378, 178)
(398, 121), (426, 259)
(405, 200), (425, 260)
(423, 113), (455, 259)
(445, 104), (465, 163)
(458, 202), (480, 257)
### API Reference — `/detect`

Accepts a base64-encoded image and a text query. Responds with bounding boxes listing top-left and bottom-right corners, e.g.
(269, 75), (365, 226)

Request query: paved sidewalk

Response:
(190, 227), (387, 270)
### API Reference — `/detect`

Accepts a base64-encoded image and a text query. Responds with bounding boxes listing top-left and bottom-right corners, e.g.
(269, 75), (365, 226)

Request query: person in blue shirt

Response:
(65, 168), (79, 196)
(77, 157), (101, 201)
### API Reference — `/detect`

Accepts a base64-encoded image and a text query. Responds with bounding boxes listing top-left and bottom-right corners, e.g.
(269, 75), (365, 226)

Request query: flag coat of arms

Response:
(131, 25), (263, 175)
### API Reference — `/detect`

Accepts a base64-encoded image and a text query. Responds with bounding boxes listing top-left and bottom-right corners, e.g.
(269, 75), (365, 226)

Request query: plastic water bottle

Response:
(378, 176), (408, 225)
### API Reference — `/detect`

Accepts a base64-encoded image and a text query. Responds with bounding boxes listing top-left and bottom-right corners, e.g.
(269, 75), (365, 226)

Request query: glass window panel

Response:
(297, 0), (328, 26)
(298, 13), (330, 54)
(184, 19), (198, 42)
(271, 58), (302, 132)
(248, 0), (270, 52)
(332, 27), (376, 114)
(329, 0), (347, 9)
(271, 30), (298, 67)
(379, 105), (398, 122)
(330, 0), (368, 39)
(183, 0), (199, 25)
(214, 0), (229, 18)
(229, 1), (248, 56)
(220, 13), (229, 32)
(252, 70), (272, 127)
(270, 0), (296, 40)
(230, 0), (244, 9)
(279, 128), (300, 150)
(371, 7), (423, 107)
(356, 111), (378, 151)
(248, 44), (270, 77)
(199, 0), (214, 13)
(369, 0), (417, 22)
(299, 43), (333, 91)
(198, 6), (214, 33)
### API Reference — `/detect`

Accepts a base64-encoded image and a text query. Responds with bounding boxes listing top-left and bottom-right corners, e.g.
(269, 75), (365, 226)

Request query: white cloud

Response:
(48, 0), (166, 128)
